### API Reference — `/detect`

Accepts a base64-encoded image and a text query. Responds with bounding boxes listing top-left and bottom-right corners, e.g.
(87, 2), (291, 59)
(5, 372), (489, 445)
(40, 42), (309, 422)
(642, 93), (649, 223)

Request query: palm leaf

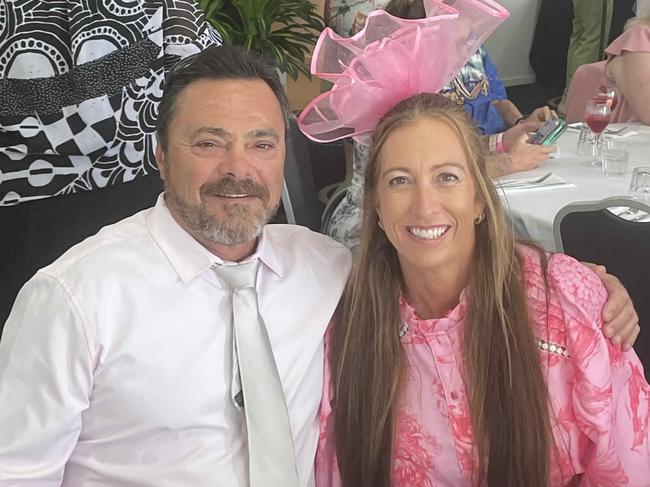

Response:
(199, 0), (324, 80)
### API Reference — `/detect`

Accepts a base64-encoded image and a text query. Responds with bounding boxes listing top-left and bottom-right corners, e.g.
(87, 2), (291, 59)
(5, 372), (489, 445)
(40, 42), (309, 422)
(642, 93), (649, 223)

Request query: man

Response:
(0, 45), (639, 486)
(0, 45), (351, 485)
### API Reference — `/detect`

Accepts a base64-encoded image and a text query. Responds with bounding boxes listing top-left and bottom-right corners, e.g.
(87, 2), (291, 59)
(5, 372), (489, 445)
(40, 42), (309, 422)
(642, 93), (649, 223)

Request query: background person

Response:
(565, 6), (650, 125)
(558, 0), (613, 114)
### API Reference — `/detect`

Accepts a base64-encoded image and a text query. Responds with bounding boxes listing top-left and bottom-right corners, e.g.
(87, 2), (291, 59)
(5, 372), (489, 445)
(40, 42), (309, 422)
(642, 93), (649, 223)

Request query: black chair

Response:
(281, 114), (323, 232)
(553, 197), (650, 379)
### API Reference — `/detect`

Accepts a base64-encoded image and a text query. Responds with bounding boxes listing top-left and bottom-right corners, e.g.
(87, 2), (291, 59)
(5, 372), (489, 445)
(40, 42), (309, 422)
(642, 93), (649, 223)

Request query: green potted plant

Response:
(198, 0), (325, 80)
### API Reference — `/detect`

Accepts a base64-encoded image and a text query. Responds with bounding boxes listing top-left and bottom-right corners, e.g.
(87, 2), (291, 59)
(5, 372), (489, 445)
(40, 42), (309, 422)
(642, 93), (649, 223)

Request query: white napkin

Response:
(607, 206), (650, 222)
(607, 128), (639, 138)
(566, 122), (638, 138)
(566, 122), (584, 132)
(496, 173), (576, 193)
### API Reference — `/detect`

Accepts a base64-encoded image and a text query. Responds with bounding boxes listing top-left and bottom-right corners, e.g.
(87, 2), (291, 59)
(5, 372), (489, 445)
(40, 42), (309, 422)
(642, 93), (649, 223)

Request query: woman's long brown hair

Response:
(331, 93), (551, 486)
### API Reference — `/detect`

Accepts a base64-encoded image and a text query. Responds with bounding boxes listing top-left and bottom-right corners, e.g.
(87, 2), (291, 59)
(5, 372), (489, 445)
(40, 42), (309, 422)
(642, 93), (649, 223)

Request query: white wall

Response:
(484, 0), (542, 86)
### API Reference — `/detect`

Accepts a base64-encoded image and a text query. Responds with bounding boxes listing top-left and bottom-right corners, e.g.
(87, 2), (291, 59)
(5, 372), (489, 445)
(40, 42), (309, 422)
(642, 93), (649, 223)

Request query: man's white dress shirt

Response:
(0, 195), (351, 486)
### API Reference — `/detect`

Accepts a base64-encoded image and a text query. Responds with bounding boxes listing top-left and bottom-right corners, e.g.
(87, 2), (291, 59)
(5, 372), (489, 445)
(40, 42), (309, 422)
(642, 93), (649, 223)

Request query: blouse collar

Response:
(399, 289), (468, 338)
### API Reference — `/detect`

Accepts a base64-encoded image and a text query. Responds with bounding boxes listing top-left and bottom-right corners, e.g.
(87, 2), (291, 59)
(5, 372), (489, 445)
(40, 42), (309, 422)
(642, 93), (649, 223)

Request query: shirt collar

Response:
(146, 194), (283, 283)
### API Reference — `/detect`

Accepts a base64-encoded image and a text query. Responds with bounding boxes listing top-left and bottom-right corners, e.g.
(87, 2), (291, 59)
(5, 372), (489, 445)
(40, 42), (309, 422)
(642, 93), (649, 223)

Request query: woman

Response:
(565, 7), (650, 124)
(325, 0), (555, 250)
(317, 93), (649, 486)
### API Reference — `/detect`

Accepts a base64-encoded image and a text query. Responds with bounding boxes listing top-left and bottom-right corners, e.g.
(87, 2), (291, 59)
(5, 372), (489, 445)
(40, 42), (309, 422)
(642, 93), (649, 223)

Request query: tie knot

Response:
(214, 261), (259, 290)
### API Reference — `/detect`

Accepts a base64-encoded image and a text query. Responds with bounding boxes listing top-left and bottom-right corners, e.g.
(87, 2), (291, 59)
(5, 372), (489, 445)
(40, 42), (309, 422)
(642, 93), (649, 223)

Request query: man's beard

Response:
(166, 176), (278, 245)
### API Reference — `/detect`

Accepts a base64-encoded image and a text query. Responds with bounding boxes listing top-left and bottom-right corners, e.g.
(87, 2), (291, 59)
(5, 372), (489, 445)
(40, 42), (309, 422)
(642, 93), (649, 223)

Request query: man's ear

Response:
(155, 137), (166, 181)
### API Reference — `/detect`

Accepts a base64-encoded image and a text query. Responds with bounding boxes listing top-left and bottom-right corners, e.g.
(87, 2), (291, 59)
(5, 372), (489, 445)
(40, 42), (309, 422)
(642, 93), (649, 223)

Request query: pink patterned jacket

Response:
(316, 248), (650, 486)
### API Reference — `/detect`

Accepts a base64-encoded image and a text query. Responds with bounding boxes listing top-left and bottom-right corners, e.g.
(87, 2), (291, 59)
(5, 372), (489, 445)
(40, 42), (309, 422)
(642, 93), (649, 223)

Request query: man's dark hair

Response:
(157, 45), (290, 151)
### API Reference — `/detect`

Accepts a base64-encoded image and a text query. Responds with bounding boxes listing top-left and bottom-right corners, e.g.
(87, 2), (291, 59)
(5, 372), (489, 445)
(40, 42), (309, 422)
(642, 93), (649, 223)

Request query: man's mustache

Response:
(201, 177), (270, 203)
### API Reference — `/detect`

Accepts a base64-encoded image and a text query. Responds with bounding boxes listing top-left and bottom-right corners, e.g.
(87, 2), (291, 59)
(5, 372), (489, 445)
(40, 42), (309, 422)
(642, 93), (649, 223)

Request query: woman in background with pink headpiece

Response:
(300, 2), (649, 485)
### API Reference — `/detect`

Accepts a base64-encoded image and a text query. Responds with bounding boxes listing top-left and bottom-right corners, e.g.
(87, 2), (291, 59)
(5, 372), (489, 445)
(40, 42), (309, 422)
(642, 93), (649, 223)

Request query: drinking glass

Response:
(629, 167), (650, 202)
(600, 139), (629, 177)
(576, 124), (595, 155)
(584, 101), (611, 166)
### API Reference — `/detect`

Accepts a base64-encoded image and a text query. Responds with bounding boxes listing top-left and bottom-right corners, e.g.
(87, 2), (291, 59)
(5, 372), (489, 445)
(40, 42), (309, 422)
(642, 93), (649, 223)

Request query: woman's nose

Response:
(412, 185), (441, 218)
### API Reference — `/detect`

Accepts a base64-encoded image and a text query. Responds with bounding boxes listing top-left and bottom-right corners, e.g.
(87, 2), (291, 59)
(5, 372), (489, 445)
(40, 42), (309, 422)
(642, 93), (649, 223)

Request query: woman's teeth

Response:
(408, 226), (448, 240)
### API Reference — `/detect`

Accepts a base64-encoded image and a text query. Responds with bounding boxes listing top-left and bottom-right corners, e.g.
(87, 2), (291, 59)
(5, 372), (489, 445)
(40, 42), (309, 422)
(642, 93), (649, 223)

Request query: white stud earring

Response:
(378, 219), (385, 230)
(474, 213), (485, 225)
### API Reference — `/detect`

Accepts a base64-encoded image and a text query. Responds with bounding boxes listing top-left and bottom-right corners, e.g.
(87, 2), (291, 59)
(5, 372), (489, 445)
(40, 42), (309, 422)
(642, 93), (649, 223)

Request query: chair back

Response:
(554, 197), (650, 379)
(282, 115), (323, 231)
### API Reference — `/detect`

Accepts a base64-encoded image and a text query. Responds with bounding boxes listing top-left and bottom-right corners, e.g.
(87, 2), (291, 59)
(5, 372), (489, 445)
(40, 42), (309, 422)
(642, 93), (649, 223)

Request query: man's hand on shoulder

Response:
(584, 262), (640, 351)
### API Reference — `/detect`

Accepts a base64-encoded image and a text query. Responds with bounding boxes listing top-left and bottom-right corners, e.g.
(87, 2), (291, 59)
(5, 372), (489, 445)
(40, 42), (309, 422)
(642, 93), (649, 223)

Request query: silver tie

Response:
(215, 261), (299, 487)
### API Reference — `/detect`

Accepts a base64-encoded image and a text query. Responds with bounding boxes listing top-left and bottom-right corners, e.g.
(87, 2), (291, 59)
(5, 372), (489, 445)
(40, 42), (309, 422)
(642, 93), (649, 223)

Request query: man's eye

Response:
(196, 141), (218, 149)
(388, 176), (409, 186)
(256, 142), (274, 150)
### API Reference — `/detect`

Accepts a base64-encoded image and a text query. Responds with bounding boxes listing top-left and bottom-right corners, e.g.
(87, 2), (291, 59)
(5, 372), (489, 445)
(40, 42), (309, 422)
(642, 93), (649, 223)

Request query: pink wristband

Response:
(495, 132), (505, 153)
(488, 134), (497, 152)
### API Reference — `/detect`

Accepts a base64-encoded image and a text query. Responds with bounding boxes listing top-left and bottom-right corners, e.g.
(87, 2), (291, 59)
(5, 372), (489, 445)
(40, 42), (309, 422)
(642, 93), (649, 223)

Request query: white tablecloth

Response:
(498, 123), (650, 251)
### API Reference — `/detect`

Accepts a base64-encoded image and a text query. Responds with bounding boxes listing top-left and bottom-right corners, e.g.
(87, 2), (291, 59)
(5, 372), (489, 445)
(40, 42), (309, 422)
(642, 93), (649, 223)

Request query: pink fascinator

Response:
(298, 0), (509, 144)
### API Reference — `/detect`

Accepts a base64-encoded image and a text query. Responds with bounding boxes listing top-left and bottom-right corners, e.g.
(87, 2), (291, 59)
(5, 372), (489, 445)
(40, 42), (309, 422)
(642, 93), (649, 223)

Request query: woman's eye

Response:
(388, 176), (409, 186)
(439, 172), (459, 183)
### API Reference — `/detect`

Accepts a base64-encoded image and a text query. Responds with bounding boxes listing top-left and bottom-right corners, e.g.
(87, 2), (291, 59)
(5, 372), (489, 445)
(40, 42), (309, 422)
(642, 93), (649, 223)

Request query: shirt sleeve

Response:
(548, 254), (650, 486)
(315, 327), (343, 487)
(482, 49), (507, 101)
(0, 273), (95, 485)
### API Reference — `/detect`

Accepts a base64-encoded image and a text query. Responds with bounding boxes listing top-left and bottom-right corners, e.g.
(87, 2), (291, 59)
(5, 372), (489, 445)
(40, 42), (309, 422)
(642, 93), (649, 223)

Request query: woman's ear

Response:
(473, 197), (486, 224)
(375, 202), (383, 228)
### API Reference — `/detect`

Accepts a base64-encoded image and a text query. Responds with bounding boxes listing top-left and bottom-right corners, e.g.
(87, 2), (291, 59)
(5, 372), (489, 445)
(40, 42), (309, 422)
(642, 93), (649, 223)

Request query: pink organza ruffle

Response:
(298, 0), (509, 144)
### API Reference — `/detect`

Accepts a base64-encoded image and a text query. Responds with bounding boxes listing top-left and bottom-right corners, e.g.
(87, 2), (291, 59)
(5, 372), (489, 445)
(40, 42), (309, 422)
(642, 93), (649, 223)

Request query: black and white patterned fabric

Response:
(0, 0), (221, 206)
(324, 142), (367, 250)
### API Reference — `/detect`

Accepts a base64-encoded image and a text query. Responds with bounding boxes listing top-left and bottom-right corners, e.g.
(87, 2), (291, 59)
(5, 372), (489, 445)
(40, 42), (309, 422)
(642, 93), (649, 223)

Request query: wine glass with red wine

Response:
(584, 100), (611, 166)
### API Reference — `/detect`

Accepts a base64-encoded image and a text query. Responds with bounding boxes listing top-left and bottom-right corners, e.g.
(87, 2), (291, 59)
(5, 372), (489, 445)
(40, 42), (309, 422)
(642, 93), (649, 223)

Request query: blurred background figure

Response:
(324, 0), (389, 36)
(565, 4), (650, 125)
(558, 0), (613, 114)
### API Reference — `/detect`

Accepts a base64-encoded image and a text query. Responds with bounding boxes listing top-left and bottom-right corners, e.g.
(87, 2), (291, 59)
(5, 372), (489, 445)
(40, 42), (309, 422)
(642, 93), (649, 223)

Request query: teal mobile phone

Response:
(529, 118), (567, 146)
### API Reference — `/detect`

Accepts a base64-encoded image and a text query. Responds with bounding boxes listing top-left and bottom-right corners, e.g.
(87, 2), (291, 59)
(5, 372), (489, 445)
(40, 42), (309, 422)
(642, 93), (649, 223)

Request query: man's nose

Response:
(220, 143), (252, 178)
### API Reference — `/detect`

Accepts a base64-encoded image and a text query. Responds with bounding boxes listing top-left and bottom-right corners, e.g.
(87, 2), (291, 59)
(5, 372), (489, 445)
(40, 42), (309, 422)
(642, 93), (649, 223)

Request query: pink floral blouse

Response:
(316, 249), (650, 486)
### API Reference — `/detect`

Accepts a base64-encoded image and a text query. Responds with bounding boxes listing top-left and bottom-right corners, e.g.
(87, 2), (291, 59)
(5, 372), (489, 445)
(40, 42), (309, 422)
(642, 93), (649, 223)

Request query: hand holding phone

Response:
(528, 117), (567, 145)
